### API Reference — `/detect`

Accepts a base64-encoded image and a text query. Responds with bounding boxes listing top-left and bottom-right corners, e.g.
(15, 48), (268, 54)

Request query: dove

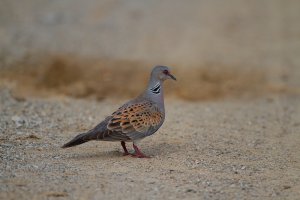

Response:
(62, 65), (176, 158)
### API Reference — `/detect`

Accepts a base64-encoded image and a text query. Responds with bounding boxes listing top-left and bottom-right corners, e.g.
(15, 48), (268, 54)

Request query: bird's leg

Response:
(121, 141), (130, 156)
(132, 144), (151, 158)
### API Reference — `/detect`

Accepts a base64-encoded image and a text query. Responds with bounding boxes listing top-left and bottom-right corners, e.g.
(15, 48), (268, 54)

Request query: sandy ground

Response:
(1, 1), (300, 199)
(1, 88), (299, 200)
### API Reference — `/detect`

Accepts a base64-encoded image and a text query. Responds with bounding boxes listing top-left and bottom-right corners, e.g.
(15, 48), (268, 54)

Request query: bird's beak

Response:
(168, 73), (177, 81)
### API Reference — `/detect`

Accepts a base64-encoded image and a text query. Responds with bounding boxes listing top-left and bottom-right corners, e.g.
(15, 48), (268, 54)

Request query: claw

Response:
(130, 153), (151, 158)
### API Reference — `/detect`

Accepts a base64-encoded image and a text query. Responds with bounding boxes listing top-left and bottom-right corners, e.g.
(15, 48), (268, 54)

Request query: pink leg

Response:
(132, 144), (151, 158)
(121, 141), (130, 156)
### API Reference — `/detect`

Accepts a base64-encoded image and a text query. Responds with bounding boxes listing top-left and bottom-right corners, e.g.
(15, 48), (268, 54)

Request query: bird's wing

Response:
(107, 101), (163, 139)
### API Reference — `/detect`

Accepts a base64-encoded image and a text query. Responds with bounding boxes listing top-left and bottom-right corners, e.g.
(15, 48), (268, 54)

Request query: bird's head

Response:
(151, 65), (177, 82)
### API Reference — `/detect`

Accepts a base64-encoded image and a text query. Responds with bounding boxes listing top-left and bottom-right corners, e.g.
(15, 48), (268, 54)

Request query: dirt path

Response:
(1, 89), (299, 200)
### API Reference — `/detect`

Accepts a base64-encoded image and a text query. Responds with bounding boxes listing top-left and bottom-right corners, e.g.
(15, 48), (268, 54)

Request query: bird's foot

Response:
(121, 141), (131, 156)
(130, 152), (151, 158)
(122, 152), (130, 156)
(130, 144), (151, 158)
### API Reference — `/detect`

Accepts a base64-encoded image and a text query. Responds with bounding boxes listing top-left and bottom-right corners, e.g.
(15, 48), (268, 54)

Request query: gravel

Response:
(0, 88), (299, 199)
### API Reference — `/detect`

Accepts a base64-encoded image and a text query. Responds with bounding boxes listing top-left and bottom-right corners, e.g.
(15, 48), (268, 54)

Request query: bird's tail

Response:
(62, 132), (90, 148)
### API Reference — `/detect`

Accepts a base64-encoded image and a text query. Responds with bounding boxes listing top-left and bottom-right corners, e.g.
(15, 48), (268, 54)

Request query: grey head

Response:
(150, 65), (177, 82)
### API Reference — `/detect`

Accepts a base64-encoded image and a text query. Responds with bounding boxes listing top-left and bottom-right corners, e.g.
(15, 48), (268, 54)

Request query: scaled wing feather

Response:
(107, 101), (163, 136)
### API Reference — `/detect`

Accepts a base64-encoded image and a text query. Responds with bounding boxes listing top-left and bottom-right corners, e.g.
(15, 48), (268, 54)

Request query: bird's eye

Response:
(163, 70), (169, 75)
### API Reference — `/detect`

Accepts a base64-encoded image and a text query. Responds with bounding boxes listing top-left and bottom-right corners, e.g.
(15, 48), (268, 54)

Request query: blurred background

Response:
(0, 0), (299, 101)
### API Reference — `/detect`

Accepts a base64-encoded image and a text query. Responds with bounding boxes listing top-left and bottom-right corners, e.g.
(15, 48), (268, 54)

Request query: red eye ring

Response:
(163, 69), (169, 75)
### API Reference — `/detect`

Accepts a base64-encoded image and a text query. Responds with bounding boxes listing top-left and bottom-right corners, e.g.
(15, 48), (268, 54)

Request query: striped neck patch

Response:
(150, 83), (161, 94)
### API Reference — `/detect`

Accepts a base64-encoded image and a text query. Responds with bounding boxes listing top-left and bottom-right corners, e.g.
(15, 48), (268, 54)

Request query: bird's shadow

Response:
(65, 150), (122, 160)
(63, 142), (180, 160)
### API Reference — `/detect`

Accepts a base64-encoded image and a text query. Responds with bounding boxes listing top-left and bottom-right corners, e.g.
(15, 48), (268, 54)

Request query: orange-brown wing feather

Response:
(107, 101), (163, 134)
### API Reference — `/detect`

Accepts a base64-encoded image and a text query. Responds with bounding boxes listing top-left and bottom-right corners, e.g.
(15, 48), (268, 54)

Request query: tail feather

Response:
(62, 133), (90, 148)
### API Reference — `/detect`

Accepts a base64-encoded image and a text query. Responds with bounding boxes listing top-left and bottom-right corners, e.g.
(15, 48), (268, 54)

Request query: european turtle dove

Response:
(62, 65), (176, 158)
